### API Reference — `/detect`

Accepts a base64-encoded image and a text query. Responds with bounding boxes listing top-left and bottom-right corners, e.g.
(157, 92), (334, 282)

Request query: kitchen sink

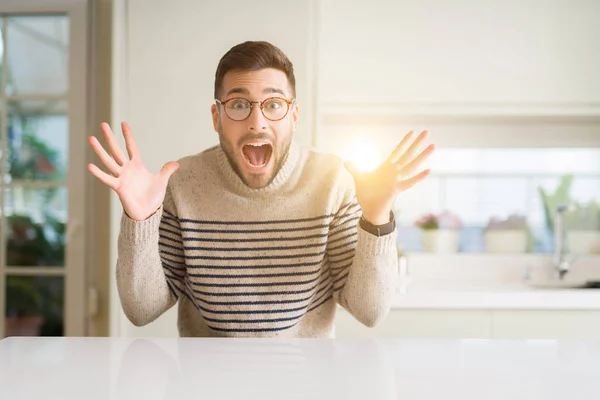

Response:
(523, 263), (600, 289)
(526, 278), (600, 290)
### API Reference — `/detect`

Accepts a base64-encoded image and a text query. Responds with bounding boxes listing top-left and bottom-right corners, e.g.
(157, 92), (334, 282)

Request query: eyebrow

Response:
(225, 87), (286, 97)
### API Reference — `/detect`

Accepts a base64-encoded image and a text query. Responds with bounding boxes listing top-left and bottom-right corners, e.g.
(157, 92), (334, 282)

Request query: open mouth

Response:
(241, 141), (273, 169)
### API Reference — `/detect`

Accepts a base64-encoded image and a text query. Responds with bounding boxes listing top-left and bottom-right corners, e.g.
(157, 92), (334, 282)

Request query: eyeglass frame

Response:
(214, 96), (296, 122)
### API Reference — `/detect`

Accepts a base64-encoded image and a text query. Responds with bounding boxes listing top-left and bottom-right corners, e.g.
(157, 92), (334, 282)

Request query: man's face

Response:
(211, 68), (299, 189)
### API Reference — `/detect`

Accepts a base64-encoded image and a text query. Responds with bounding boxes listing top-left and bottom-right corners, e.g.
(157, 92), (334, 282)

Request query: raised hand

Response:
(345, 130), (435, 225)
(88, 122), (179, 221)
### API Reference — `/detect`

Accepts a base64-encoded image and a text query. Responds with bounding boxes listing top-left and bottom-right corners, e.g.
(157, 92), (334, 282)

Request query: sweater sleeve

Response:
(115, 184), (187, 326)
(327, 168), (399, 328)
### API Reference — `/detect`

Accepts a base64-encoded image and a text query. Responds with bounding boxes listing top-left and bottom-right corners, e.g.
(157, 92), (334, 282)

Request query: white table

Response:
(1, 336), (599, 399)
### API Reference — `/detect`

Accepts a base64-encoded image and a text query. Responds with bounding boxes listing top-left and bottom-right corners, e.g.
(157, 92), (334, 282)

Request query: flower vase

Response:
(421, 229), (459, 253)
(484, 229), (528, 253)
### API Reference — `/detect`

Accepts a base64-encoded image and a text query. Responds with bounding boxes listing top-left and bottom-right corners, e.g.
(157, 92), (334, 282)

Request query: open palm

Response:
(345, 130), (435, 225)
(88, 122), (179, 221)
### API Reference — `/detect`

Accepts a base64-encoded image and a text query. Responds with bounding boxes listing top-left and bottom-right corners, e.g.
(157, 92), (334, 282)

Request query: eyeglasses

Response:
(215, 97), (295, 122)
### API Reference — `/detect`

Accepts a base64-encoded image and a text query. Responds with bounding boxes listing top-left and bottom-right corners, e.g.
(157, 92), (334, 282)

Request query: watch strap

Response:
(359, 211), (396, 237)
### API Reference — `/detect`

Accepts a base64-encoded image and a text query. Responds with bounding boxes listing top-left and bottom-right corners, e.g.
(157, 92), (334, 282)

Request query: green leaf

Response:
(538, 174), (574, 233)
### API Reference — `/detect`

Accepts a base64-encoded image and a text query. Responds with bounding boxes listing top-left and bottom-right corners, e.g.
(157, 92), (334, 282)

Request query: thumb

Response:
(159, 161), (179, 182)
(344, 161), (360, 178)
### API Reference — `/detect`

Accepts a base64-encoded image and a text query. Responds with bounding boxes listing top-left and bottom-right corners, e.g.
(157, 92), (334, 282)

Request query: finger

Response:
(87, 163), (118, 190)
(89, 135), (121, 176)
(387, 130), (414, 164)
(396, 130), (429, 168)
(398, 144), (435, 177)
(122, 122), (139, 160)
(396, 169), (431, 192)
(100, 122), (127, 165)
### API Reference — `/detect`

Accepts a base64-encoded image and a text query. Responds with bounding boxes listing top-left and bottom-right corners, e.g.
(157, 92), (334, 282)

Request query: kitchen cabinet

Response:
(318, 0), (600, 116)
(335, 308), (600, 339)
(491, 310), (600, 339)
(335, 309), (493, 338)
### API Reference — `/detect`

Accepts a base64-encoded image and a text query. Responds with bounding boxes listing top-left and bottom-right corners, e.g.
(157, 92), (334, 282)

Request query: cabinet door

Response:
(318, 0), (600, 113)
(492, 310), (600, 339)
(335, 308), (492, 338)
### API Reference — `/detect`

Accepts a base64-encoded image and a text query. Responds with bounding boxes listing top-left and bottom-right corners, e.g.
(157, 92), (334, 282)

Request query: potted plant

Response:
(484, 214), (530, 253)
(564, 201), (600, 254)
(5, 277), (45, 336)
(539, 174), (573, 234)
(539, 175), (600, 254)
(415, 211), (462, 253)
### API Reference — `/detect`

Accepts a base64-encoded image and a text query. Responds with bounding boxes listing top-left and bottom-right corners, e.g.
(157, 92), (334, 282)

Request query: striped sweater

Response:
(116, 140), (399, 337)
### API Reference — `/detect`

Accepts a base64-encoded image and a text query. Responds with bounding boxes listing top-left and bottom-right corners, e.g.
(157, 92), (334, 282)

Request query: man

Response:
(88, 41), (434, 337)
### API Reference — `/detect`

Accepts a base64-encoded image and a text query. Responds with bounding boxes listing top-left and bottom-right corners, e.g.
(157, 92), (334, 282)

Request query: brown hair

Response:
(214, 41), (296, 99)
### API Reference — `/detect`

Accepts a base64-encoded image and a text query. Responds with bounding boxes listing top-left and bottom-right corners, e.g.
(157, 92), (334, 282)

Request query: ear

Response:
(211, 104), (219, 132)
(291, 102), (299, 131)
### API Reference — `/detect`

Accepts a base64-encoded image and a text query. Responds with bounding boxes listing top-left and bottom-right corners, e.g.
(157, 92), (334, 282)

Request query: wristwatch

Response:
(359, 211), (396, 237)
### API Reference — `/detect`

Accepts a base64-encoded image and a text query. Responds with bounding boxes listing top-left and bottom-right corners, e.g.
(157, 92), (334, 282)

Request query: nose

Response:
(247, 103), (268, 132)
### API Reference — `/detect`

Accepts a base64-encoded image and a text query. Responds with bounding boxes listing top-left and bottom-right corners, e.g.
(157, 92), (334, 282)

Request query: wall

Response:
(109, 0), (317, 337)
(108, 0), (600, 337)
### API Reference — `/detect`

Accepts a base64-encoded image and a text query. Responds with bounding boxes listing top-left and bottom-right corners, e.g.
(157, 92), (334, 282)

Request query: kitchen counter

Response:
(392, 253), (600, 310)
(1, 336), (599, 399)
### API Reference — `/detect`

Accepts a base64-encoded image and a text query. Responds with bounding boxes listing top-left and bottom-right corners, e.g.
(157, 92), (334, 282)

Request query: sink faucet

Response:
(554, 203), (577, 279)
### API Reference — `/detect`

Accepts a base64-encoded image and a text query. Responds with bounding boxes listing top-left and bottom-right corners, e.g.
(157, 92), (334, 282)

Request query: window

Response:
(395, 148), (600, 255)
